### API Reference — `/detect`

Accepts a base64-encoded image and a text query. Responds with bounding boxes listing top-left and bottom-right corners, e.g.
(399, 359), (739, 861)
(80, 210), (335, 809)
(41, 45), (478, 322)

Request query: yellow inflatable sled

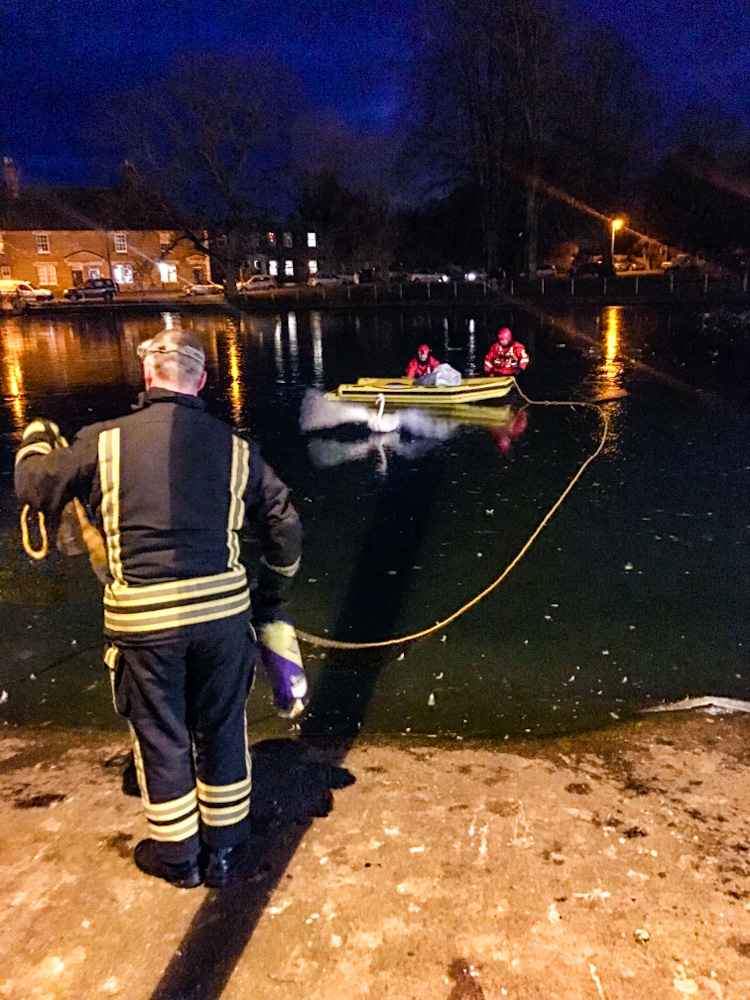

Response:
(325, 376), (514, 406)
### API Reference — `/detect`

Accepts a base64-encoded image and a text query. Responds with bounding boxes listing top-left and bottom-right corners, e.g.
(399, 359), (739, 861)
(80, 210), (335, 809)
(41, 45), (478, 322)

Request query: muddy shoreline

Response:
(2, 712), (750, 999)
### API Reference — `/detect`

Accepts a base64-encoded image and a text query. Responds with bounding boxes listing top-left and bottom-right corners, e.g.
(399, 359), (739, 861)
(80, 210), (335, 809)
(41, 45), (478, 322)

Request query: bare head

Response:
(137, 328), (207, 395)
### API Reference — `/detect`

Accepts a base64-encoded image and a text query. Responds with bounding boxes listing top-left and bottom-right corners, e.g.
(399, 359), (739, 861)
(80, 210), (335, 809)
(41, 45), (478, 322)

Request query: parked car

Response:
(407, 268), (450, 284)
(612, 255), (631, 273)
(307, 273), (354, 287)
(534, 263), (557, 278)
(570, 261), (609, 278)
(237, 274), (277, 290)
(0, 279), (54, 302)
(64, 278), (118, 301)
(185, 281), (224, 296)
(464, 269), (488, 282)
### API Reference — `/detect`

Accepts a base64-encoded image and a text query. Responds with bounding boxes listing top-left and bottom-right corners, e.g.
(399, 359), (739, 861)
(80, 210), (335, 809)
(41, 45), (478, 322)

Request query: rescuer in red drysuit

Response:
(406, 344), (440, 379)
(483, 327), (529, 377)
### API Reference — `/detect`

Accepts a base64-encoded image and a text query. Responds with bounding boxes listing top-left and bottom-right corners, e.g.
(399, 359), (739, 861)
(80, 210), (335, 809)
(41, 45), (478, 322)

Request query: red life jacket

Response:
(483, 340), (529, 376)
(406, 355), (440, 378)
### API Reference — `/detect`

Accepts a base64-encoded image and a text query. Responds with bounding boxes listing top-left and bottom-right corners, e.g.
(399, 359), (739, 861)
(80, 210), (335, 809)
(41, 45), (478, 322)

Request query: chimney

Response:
(3, 158), (20, 199)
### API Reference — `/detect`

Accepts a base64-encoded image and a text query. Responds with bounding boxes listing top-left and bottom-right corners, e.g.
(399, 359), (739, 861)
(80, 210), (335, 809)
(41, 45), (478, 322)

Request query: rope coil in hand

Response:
(296, 379), (611, 650)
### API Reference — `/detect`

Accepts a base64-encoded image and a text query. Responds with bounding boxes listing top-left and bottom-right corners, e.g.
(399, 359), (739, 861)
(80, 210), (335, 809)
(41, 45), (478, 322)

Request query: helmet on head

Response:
(417, 343), (430, 355)
(497, 327), (513, 345)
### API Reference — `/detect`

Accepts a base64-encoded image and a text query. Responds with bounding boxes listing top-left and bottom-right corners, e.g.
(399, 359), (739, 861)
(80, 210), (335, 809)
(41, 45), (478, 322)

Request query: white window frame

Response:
(87, 266), (101, 280)
(159, 231), (171, 253)
(283, 232), (293, 248)
(36, 264), (58, 285)
(159, 261), (178, 284)
(284, 259), (294, 277)
(112, 263), (134, 284)
(268, 259), (278, 276)
(113, 232), (128, 254)
(307, 232), (317, 248)
(1, 266), (11, 279)
(308, 259), (318, 274)
(35, 233), (50, 254)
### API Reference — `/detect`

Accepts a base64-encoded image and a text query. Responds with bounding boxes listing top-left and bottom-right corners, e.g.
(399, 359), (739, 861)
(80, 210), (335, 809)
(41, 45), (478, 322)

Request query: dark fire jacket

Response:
(14, 388), (301, 637)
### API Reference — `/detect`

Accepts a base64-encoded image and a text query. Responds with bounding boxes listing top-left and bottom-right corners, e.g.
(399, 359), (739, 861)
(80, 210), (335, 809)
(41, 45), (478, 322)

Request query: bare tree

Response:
(101, 52), (300, 291)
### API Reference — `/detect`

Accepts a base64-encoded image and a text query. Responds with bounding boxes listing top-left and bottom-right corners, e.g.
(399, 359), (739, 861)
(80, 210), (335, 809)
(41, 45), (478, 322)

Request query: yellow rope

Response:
(297, 378), (610, 650)
(20, 505), (49, 560)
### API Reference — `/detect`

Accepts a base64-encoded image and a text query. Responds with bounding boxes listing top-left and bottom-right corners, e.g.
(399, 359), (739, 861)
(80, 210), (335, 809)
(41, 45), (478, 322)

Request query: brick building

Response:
(0, 159), (211, 292)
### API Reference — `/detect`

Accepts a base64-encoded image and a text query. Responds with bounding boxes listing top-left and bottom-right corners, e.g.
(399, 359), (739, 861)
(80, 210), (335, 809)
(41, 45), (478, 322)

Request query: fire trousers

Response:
(105, 613), (255, 862)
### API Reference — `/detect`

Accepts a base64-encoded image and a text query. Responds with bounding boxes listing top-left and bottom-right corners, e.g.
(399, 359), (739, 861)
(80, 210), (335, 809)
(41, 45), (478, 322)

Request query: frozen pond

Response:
(0, 303), (747, 740)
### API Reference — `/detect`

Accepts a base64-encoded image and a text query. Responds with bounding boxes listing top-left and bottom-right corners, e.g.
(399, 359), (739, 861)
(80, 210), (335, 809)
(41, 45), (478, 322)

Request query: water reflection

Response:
(273, 316), (284, 382)
(224, 322), (243, 427)
(311, 311), (324, 388)
(597, 306), (625, 397)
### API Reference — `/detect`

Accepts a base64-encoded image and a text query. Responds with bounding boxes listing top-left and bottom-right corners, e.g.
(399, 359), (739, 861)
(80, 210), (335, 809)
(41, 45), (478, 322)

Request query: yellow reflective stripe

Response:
(104, 592), (250, 632)
(23, 420), (54, 439)
(197, 777), (252, 803)
(260, 555), (301, 578)
(15, 441), (52, 464)
(131, 733), (150, 806)
(199, 802), (250, 827)
(98, 428), (123, 584)
(105, 568), (247, 606)
(148, 813), (200, 842)
(143, 789), (198, 822)
(104, 645), (119, 670)
(227, 436), (250, 570)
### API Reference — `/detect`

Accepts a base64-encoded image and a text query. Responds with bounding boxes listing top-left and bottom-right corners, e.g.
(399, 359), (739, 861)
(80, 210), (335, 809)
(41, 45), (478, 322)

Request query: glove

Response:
(257, 619), (309, 719)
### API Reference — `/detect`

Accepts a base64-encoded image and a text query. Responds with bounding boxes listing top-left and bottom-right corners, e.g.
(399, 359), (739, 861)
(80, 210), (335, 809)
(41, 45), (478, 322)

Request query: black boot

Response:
(204, 841), (250, 889)
(134, 839), (202, 888)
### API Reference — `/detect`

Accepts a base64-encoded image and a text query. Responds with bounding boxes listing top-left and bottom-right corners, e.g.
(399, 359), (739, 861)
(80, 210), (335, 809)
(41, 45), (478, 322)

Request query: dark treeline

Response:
(97, 0), (750, 280)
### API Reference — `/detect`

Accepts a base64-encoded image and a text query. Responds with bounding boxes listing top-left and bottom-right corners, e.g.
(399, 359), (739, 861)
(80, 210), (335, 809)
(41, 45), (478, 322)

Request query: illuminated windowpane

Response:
(283, 232), (293, 248)
(113, 263), (133, 283)
(159, 232), (171, 252)
(159, 262), (178, 283)
(308, 259), (318, 274)
(284, 259), (294, 277)
(307, 232), (317, 248)
(268, 259), (278, 276)
(36, 264), (57, 285)
(0, 234), (4, 253)
(1, 266), (10, 279)
(35, 233), (50, 253)
(87, 266), (101, 280)
(267, 232), (276, 247)
(113, 232), (128, 253)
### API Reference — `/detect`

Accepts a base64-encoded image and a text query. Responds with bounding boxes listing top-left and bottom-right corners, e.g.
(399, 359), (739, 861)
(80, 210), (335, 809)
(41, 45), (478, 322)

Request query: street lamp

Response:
(610, 218), (624, 259)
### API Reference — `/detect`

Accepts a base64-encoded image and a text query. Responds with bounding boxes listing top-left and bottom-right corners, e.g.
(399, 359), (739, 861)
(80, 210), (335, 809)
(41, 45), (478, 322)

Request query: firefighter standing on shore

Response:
(14, 328), (302, 889)
(483, 327), (529, 377)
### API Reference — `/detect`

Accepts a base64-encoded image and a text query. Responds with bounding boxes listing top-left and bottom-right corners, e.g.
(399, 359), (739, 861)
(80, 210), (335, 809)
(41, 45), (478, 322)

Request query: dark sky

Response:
(2, 0), (749, 184)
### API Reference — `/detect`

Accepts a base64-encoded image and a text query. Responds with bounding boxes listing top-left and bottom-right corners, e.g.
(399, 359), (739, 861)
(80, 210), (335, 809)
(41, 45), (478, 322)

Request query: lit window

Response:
(113, 232), (127, 253)
(36, 264), (57, 285)
(87, 266), (101, 280)
(159, 232), (171, 252)
(268, 259), (278, 276)
(159, 262), (178, 283)
(112, 263), (133, 284)
(307, 232), (317, 248)
(284, 259), (294, 277)
(1, 266), (11, 279)
(0, 234), (4, 253)
(308, 259), (318, 274)
(283, 232), (293, 248)
(35, 233), (50, 254)
(267, 232), (276, 247)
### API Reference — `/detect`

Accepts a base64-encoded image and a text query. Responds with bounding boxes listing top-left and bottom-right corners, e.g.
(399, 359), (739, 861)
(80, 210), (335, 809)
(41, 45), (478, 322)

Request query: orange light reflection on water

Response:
(598, 306), (625, 398)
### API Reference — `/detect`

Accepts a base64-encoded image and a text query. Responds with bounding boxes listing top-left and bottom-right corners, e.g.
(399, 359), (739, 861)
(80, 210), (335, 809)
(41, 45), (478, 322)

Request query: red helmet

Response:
(497, 327), (513, 345)
(418, 343), (430, 354)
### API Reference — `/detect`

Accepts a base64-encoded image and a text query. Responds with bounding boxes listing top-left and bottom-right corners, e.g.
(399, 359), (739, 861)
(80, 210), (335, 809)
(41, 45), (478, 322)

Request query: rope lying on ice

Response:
(296, 378), (611, 650)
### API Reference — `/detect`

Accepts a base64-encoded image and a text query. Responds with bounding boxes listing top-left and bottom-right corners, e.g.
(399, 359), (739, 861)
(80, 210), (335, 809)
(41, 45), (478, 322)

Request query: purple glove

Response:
(258, 620), (309, 719)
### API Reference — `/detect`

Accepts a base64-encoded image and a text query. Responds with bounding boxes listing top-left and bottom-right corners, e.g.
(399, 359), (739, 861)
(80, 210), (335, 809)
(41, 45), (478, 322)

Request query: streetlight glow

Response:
(611, 218), (624, 259)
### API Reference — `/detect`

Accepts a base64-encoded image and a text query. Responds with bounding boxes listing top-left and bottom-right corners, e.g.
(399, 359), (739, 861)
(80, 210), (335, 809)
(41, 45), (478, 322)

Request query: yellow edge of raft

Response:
(325, 376), (514, 406)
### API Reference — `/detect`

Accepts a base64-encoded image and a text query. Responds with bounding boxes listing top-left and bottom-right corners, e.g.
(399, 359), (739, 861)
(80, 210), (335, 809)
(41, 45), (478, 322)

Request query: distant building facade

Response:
(0, 159), (211, 291)
(237, 226), (322, 282)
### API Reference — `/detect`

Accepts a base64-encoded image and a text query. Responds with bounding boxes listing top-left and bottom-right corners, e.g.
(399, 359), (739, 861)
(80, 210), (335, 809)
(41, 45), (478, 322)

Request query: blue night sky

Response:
(2, 0), (749, 184)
